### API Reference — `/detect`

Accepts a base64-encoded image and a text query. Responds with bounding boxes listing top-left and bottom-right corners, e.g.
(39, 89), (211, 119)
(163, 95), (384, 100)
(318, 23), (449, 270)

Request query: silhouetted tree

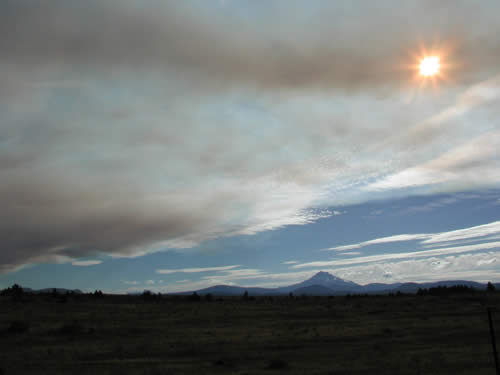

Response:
(0, 284), (25, 299)
(243, 290), (249, 300)
(1, 284), (24, 300)
(189, 292), (201, 301)
(142, 290), (153, 300)
(488, 282), (496, 292)
(11, 284), (24, 298)
(419, 285), (476, 296)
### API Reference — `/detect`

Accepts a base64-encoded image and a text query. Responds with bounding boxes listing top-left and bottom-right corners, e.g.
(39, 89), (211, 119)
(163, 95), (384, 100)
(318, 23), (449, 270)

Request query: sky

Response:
(1, 1), (500, 293)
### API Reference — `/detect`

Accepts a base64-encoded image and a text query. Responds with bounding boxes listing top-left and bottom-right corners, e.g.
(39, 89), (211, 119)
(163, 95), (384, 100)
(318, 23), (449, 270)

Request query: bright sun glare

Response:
(419, 56), (440, 76)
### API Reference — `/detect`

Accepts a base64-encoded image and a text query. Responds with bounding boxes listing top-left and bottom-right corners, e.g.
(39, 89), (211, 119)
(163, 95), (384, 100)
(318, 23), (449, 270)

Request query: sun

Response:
(404, 44), (453, 94)
(419, 56), (440, 77)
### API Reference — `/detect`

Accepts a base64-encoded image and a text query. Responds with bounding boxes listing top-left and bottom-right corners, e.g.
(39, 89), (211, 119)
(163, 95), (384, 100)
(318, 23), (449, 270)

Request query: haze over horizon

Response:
(1, 1), (500, 293)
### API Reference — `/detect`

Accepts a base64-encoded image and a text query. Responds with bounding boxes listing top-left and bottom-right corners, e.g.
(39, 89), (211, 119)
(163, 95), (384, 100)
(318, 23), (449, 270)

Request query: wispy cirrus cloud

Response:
(156, 265), (240, 275)
(292, 220), (500, 283)
(331, 252), (500, 284)
(329, 220), (500, 252)
(369, 130), (500, 191)
(330, 233), (431, 251)
(296, 241), (500, 269)
(71, 260), (102, 267)
(122, 280), (139, 285)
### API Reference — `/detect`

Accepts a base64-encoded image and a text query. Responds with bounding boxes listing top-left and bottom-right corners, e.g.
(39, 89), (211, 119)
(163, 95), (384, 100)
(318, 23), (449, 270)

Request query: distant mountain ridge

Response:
(174, 272), (495, 296)
(15, 287), (83, 294)
(8, 272), (493, 296)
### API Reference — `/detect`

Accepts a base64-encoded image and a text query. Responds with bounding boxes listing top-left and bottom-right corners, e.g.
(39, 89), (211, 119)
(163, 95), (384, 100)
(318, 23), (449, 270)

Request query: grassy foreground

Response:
(1, 292), (500, 374)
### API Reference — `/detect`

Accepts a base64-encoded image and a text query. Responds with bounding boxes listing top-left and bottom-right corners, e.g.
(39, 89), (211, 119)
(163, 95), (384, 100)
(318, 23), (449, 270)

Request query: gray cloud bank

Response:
(1, 1), (499, 91)
(1, 1), (500, 272)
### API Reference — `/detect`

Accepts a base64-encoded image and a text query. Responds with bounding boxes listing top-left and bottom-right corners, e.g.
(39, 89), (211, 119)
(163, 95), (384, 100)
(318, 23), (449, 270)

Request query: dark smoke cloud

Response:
(1, 1), (500, 272)
(1, 1), (499, 91)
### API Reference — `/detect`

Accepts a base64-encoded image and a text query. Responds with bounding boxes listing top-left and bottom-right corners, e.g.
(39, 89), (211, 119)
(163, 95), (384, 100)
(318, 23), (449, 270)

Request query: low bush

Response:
(7, 320), (30, 334)
(58, 320), (84, 336)
(267, 359), (288, 370)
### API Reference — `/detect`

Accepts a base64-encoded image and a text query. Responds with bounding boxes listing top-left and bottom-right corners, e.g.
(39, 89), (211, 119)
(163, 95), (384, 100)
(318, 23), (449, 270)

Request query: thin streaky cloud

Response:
(404, 74), (500, 146)
(329, 220), (500, 251)
(369, 130), (500, 191)
(71, 260), (102, 267)
(422, 220), (500, 244)
(156, 265), (240, 274)
(294, 241), (500, 269)
(329, 233), (430, 251)
(329, 252), (500, 284)
(421, 237), (500, 250)
(122, 280), (139, 285)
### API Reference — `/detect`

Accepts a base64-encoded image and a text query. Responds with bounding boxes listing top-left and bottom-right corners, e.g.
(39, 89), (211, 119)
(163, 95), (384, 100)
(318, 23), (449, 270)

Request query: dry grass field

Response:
(1, 292), (500, 374)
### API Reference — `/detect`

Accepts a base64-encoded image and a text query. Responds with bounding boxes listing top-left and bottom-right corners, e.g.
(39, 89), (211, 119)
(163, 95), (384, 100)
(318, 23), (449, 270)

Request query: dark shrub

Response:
(1, 284), (24, 299)
(212, 358), (236, 368)
(92, 290), (104, 298)
(7, 320), (30, 334)
(58, 320), (84, 336)
(142, 290), (153, 300)
(189, 292), (200, 301)
(488, 282), (496, 292)
(382, 327), (393, 336)
(267, 359), (288, 370)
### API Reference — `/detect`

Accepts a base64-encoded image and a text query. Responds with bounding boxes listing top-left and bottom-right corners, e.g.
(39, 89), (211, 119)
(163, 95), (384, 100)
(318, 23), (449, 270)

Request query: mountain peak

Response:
(310, 271), (344, 282)
(285, 271), (360, 291)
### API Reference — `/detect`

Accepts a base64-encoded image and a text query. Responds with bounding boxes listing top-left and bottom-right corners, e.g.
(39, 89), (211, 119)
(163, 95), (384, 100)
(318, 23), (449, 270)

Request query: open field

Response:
(1, 292), (500, 374)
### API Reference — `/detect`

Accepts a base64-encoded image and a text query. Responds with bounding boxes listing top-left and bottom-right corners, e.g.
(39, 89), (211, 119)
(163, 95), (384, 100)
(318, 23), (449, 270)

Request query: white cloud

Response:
(328, 220), (500, 252)
(156, 265), (240, 274)
(210, 268), (265, 279)
(477, 258), (497, 266)
(294, 241), (500, 269)
(71, 260), (102, 267)
(329, 233), (431, 251)
(122, 280), (139, 285)
(368, 130), (500, 191)
(283, 260), (298, 265)
(328, 252), (500, 284)
(422, 221), (500, 244)
(404, 196), (459, 213)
